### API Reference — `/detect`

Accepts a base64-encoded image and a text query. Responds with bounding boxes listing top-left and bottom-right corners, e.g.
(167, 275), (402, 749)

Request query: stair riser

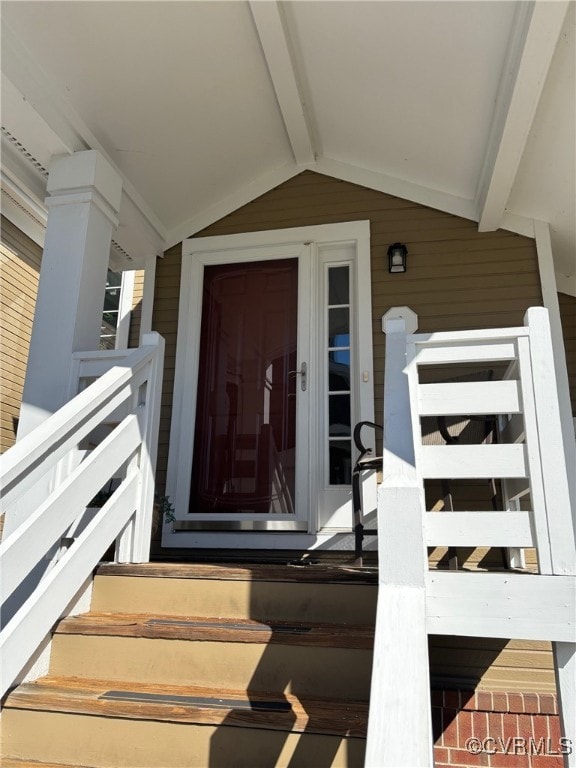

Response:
(49, 635), (373, 700)
(3, 710), (366, 768)
(91, 575), (378, 624)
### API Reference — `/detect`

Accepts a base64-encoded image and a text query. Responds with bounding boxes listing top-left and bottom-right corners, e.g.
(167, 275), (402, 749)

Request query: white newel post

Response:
(3, 151), (122, 539)
(18, 150), (122, 437)
(365, 308), (434, 768)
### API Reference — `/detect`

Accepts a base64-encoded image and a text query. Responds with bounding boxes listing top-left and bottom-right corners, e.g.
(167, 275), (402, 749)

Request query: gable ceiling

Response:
(1, 1), (574, 288)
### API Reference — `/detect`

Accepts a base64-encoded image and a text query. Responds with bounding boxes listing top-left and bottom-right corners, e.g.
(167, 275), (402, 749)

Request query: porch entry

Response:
(191, 257), (300, 517)
(165, 222), (375, 549)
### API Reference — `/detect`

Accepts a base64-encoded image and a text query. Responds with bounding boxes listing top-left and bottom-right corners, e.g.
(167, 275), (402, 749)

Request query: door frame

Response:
(163, 220), (375, 550)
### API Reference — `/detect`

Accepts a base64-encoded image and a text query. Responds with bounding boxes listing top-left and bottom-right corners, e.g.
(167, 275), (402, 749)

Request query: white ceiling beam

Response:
(1, 21), (167, 251)
(249, 1), (315, 165)
(476, 1), (570, 232)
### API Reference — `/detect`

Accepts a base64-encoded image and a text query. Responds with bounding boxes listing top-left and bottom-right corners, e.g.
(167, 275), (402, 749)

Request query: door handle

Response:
(288, 362), (307, 392)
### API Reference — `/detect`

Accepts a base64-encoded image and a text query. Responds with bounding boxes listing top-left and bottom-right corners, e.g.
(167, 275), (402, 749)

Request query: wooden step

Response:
(92, 562), (378, 624)
(56, 611), (374, 649)
(49, 620), (373, 699)
(1, 761), (84, 768)
(3, 677), (367, 768)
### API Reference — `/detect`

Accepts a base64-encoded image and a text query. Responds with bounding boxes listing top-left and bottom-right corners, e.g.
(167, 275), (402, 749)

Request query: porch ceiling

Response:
(1, 1), (574, 284)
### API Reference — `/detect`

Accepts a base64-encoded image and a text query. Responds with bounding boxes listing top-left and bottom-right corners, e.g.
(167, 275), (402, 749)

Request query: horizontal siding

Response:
(151, 244), (180, 490)
(0, 216), (42, 452)
(153, 171), (542, 490)
(151, 171), (549, 693)
(429, 636), (554, 693)
(559, 292), (576, 415)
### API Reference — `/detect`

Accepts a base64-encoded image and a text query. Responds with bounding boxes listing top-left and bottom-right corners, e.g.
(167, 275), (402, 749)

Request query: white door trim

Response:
(164, 220), (374, 550)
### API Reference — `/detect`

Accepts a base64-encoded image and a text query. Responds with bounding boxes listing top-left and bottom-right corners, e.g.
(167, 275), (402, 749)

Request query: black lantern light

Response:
(387, 242), (408, 273)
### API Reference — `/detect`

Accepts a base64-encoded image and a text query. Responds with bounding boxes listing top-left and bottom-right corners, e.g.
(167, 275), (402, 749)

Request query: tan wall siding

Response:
(429, 636), (555, 693)
(559, 292), (576, 415)
(151, 244), (180, 489)
(153, 171), (542, 490)
(151, 172), (551, 693)
(128, 269), (146, 348)
(0, 216), (42, 452)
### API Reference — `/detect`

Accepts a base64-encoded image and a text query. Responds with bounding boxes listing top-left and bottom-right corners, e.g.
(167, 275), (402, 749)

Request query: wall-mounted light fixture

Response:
(387, 242), (408, 273)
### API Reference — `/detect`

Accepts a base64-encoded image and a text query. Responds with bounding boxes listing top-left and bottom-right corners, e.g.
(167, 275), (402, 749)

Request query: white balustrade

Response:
(0, 332), (164, 697)
(366, 307), (575, 767)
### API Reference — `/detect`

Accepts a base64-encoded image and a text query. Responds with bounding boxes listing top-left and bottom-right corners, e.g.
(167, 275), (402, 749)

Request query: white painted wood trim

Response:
(476, 2), (569, 231)
(1, 27), (166, 242)
(425, 571), (576, 642)
(515, 333), (554, 574)
(167, 221), (373, 541)
(0, 169), (47, 247)
(366, 312), (433, 767)
(166, 161), (301, 248)
(410, 327), (528, 344)
(0, 415), (142, 602)
(181, 220), (371, 255)
(249, 1), (314, 165)
(413, 341), (518, 366)
(425, 511), (533, 548)
(0, 472), (138, 697)
(420, 444), (527, 480)
(553, 642), (576, 767)
(1, 346), (155, 501)
(524, 307), (575, 576)
(534, 221), (576, 526)
(365, 586), (433, 767)
(166, 240), (313, 528)
(315, 156), (477, 222)
(418, 380), (520, 416)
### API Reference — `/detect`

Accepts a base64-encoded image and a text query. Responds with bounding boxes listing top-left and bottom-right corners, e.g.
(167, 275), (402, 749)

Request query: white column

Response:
(18, 150), (122, 439)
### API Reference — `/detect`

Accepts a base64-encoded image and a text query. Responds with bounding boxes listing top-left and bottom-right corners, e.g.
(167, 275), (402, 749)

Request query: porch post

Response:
(17, 150), (122, 439)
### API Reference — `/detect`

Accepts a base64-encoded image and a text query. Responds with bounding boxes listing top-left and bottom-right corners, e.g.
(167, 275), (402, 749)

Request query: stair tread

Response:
(55, 611), (374, 649)
(1, 761), (90, 768)
(96, 561), (378, 584)
(4, 676), (368, 738)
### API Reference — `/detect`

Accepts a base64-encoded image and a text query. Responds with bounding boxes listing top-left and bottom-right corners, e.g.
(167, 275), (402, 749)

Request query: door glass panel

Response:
(329, 394), (351, 436)
(328, 266), (349, 305)
(328, 308), (349, 343)
(190, 259), (298, 514)
(329, 442), (352, 485)
(328, 351), (350, 390)
(326, 265), (352, 485)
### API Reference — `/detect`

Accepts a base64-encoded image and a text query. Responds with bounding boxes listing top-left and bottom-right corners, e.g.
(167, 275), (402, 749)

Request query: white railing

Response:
(0, 332), (164, 697)
(365, 307), (575, 767)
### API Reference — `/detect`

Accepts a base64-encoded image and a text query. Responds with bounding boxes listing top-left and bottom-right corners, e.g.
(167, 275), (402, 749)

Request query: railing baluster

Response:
(0, 335), (164, 697)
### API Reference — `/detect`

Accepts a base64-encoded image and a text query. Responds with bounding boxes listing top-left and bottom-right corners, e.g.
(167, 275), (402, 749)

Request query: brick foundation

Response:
(433, 689), (567, 767)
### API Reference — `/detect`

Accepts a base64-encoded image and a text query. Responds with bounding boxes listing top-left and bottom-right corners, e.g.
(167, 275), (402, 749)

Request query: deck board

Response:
(97, 561), (379, 584)
(5, 676), (368, 738)
(56, 611), (374, 649)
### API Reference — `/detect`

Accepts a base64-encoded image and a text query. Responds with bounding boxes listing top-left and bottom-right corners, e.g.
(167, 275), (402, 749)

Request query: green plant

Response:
(155, 493), (176, 524)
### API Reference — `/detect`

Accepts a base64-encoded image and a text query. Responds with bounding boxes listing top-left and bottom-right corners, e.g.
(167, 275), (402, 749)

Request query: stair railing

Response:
(0, 332), (165, 698)
(365, 313), (434, 767)
(365, 307), (575, 767)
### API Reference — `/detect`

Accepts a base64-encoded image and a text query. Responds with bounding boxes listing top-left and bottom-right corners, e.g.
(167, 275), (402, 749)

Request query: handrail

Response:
(365, 306), (575, 767)
(0, 332), (164, 697)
